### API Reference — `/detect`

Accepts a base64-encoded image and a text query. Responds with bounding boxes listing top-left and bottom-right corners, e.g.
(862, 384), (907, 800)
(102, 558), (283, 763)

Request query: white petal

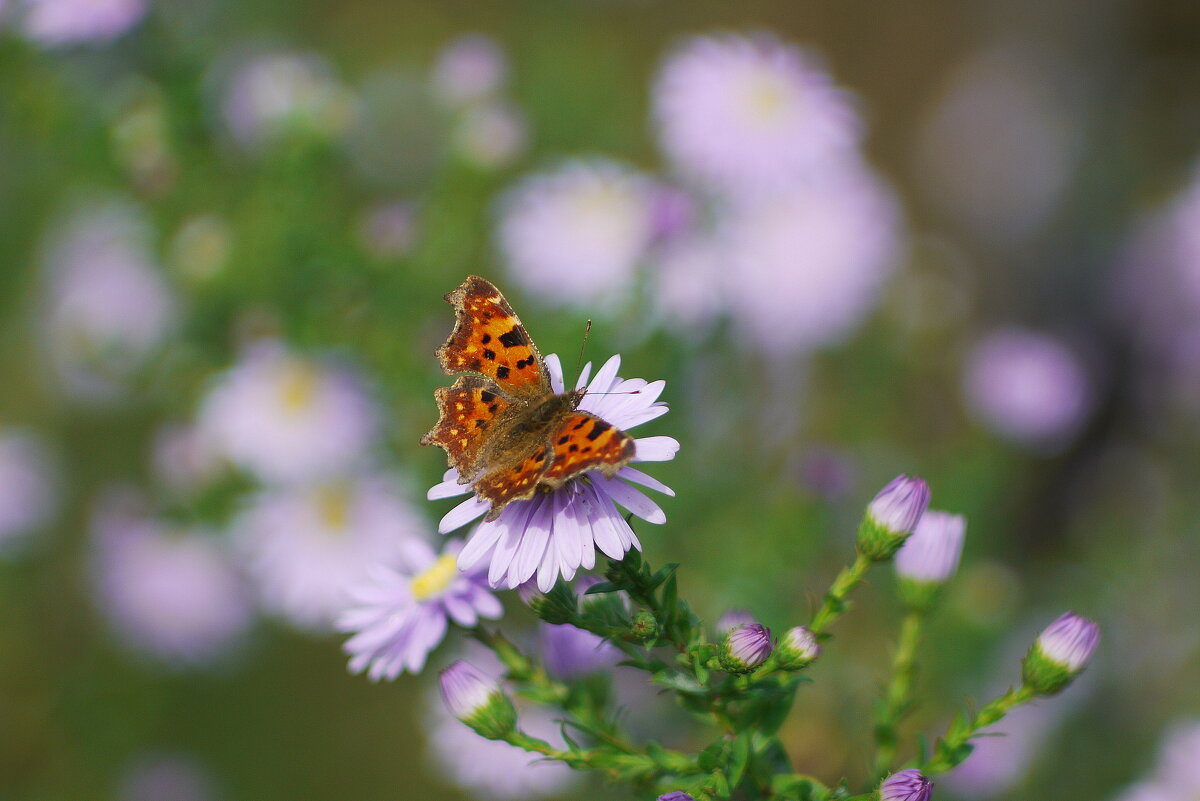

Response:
(489, 501), (534, 587)
(468, 585), (503, 619)
(553, 491), (583, 573)
(536, 536), (562, 592)
(512, 501), (552, 586)
(395, 538), (438, 572)
(439, 495), (490, 533)
(574, 361), (593, 390)
(444, 594), (478, 627)
(617, 466), (675, 496)
(458, 521), (503, 571)
(616, 406), (670, 430)
(595, 475), (666, 524)
(632, 436), (680, 462)
(587, 354), (622, 394)
(429, 478), (472, 500)
(586, 486), (626, 559)
(544, 353), (565, 394)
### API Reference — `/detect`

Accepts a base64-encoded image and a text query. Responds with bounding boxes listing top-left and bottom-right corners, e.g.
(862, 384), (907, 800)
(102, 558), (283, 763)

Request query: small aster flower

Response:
(431, 34), (509, 107)
(427, 669), (579, 799)
(218, 50), (357, 151)
(719, 622), (773, 674)
(539, 621), (621, 679)
(1021, 611), (1100, 695)
(0, 430), (56, 556)
(196, 342), (379, 486)
(440, 660), (517, 740)
(430, 353), (678, 591)
(718, 161), (903, 354)
(858, 474), (931, 561)
(453, 101), (528, 169)
(895, 510), (966, 610)
(117, 752), (217, 801)
(90, 490), (253, 666)
(962, 328), (1093, 450)
(338, 539), (501, 679)
(231, 477), (421, 632)
(880, 768), (934, 801)
(19, 0), (147, 46)
(658, 794), (697, 801)
(774, 625), (821, 670)
(496, 160), (658, 309)
(40, 200), (176, 402)
(653, 33), (861, 192)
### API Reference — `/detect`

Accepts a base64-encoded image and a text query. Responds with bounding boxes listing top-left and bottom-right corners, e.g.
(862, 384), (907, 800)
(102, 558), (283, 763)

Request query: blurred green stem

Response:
(872, 611), (924, 779)
(921, 684), (1037, 774)
(809, 552), (873, 636)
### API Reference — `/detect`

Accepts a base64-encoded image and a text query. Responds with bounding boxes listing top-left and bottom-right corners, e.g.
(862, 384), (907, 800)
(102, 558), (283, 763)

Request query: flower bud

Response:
(880, 768), (933, 801)
(773, 625), (821, 670)
(439, 660), (516, 740)
(715, 608), (756, 636)
(857, 474), (931, 561)
(630, 609), (659, 642)
(1021, 612), (1099, 695)
(718, 622), (773, 674)
(894, 510), (966, 611)
(658, 794), (696, 801)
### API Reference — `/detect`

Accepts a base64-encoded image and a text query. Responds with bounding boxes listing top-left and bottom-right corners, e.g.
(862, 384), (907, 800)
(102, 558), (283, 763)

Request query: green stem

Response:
(872, 611), (924, 779)
(921, 684), (1037, 774)
(809, 552), (874, 636)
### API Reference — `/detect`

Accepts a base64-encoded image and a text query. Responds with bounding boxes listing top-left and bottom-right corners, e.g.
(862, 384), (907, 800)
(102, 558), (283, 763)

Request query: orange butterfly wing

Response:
(419, 375), (512, 482)
(540, 411), (636, 487)
(472, 444), (552, 521)
(435, 275), (548, 397)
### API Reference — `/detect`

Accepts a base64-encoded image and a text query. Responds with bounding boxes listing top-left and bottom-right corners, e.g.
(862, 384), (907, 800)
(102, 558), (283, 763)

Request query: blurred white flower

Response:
(914, 45), (1081, 244)
(454, 101), (528, 169)
(152, 423), (222, 496)
(357, 201), (419, 260)
(231, 477), (423, 632)
(0, 430), (56, 555)
(18, 0), (147, 46)
(719, 162), (903, 353)
(41, 200), (176, 402)
(431, 34), (509, 107)
(497, 159), (656, 308)
(653, 33), (861, 192)
(90, 490), (253, 665)
(651, 233), (727, 331)
(962, 328), (1093, 449)
(219, 50), (357, 150)
(196, 343), (379, 485)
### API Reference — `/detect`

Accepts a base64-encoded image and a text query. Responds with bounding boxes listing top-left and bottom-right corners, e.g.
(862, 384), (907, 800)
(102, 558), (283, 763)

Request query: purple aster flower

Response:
(653, 33), (861, 192)
(880, 768), (934, 801)
(19, 0), (147, 46)
(651, 233), (728, 332)
(440, 659), (517, 740)
(231, 476), (422, 632)
(0, 430), (56, 556)
(431, 34), (509, 107)
(895, 510), (966, 584)
(858, 474), (931, 560)
(963, 328), (1093, 449)
(719, 622), (773, 673)
(717, 161), (903, 354)
(427, 657), (579, 799)
(775, 625), (821, 669)
(658, 794), (697, 801)
(90, 490), (253, 666)
(429, 353), (678, 591)
(496, 160), (658, 309)
(1022, 612), (1099, 695)
(539, 621), (621, 679)
(40, 200), (176, 402)
(117, 752), (217, 801)
(197, 342), (379, 486)
(338, 539), (501, 679)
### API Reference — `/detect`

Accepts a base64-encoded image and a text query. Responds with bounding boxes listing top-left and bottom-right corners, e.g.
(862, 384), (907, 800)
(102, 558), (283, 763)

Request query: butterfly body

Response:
(421, 276), (636, 522)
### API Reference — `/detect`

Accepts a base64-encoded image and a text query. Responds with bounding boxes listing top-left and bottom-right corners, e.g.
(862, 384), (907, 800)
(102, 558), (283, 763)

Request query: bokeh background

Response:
(2, 0), (1200, 799)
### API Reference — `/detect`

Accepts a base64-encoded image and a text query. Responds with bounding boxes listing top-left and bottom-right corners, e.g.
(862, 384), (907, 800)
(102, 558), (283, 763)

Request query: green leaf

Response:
(651, 671), (708, 695)
(583, 581), (619, 595)
(728, 734), (751, 787)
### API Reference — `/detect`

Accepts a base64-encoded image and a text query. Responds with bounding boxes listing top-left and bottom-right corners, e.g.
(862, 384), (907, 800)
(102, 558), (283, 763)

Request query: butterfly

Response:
(420, 276), (636, 522)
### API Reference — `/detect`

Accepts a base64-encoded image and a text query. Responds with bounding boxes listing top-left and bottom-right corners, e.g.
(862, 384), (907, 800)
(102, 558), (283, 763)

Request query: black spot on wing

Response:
(496, 366), (510, 380)
(586, 419), (612, 441)
(499, 327), (527, 348)
(483, 349), (496, 361)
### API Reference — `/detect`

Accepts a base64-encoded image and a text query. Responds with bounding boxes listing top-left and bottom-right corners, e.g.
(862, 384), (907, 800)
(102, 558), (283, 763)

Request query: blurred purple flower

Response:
(653, 33), (861, 192)
(19, 0), (147, 46)
(431, 34), (508, 107)
(453, 101), (528, 169)
(1155, 721), (1200, 796)
(357, 201), (419, 260)
(963, 328), (1093, 449)
(0, 430), (56, 555)
(41, 200), (176, 401)
(651, 233), (727, 331)
(232, 477), (422, 632)
(218, 50), (357, 150)
(895, 510), (966, 584)
(90, 490), (253, 666)
(943, 700), (1059, 799)
(152, 423), (221, 496)
(117, 752), (218, 801)
(539, 621), (621, 679)
(197, 342), (379, 486)
(880, 768), (933, 801)
(338, 539), (501, 679)
(430, 354), (677, 591)
(659, 794), (697, 801)
(496, 160), (657, 309)
(715, 609), (757, 636)
(718, 162), (903, 354)
(426, 655), (580, 799)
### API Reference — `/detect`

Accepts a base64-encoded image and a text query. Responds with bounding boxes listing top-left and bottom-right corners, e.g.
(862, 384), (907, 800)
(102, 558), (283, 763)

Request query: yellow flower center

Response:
(314, 484), (351, 532)
(411, 552), (460, 601)
(743, 72), (789, 126)
(279, 361), (320, 414)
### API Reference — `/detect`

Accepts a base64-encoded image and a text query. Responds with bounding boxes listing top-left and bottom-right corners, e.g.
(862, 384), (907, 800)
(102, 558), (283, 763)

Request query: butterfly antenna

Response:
(573, 319), (592, 383)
